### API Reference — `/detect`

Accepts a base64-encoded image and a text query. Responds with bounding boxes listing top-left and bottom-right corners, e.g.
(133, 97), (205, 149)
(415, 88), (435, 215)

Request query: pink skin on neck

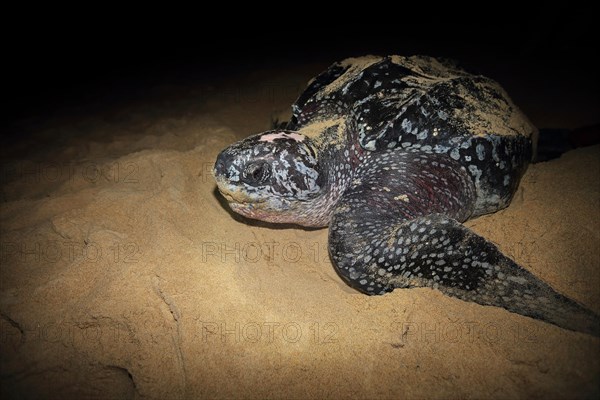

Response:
(258, 132), (305, 143)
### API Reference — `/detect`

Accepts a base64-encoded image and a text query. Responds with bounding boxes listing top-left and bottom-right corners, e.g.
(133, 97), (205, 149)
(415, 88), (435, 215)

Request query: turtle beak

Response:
(213, 151), (261, 205)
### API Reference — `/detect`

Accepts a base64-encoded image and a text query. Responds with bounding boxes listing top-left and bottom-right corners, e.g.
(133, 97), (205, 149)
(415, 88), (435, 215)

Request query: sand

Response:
(1, 65), (599, 399)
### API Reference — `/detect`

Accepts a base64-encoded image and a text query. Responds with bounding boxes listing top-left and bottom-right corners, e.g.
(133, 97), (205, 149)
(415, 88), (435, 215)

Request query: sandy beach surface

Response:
(1, 64), (599, 399)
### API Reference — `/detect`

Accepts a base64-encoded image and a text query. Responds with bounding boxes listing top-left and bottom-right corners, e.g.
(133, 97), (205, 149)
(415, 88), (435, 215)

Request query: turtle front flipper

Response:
(329, 151), (600, 337)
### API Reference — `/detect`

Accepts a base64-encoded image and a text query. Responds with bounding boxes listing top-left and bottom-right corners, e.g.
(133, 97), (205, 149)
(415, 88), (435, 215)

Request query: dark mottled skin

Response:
(214, 55), (600, 336)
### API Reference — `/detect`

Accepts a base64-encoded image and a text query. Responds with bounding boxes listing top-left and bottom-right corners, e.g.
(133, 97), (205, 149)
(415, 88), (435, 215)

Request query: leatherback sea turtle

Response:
(213, 55), (599, 336)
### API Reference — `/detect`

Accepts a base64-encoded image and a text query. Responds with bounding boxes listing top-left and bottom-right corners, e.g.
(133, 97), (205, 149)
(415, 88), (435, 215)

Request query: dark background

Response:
(3, 7), (598, 131)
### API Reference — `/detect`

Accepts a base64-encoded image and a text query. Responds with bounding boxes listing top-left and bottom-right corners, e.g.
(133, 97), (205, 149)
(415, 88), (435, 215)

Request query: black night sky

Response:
(3, 8), (598, 133)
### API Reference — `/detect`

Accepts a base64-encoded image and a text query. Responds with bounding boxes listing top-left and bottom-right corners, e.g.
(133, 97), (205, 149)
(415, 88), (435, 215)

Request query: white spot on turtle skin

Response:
(259, 131), (305, 142)
(468, 165), (482, 184)
(503, 175), (510, 186)
(227, 166), (240, 182)
(508, 276), (528, 285)
(476, 143), (486, 160)
(401, 119), (412, 132)
(450, 148), (460, 160)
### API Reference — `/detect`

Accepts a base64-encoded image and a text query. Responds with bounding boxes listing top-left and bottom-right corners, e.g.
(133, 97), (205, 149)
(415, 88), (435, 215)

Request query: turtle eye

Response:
(243, 161), (271, 185)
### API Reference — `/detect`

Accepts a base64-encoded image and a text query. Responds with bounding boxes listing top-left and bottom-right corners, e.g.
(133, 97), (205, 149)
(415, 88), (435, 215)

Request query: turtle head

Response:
(214, 130), (329, 226)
